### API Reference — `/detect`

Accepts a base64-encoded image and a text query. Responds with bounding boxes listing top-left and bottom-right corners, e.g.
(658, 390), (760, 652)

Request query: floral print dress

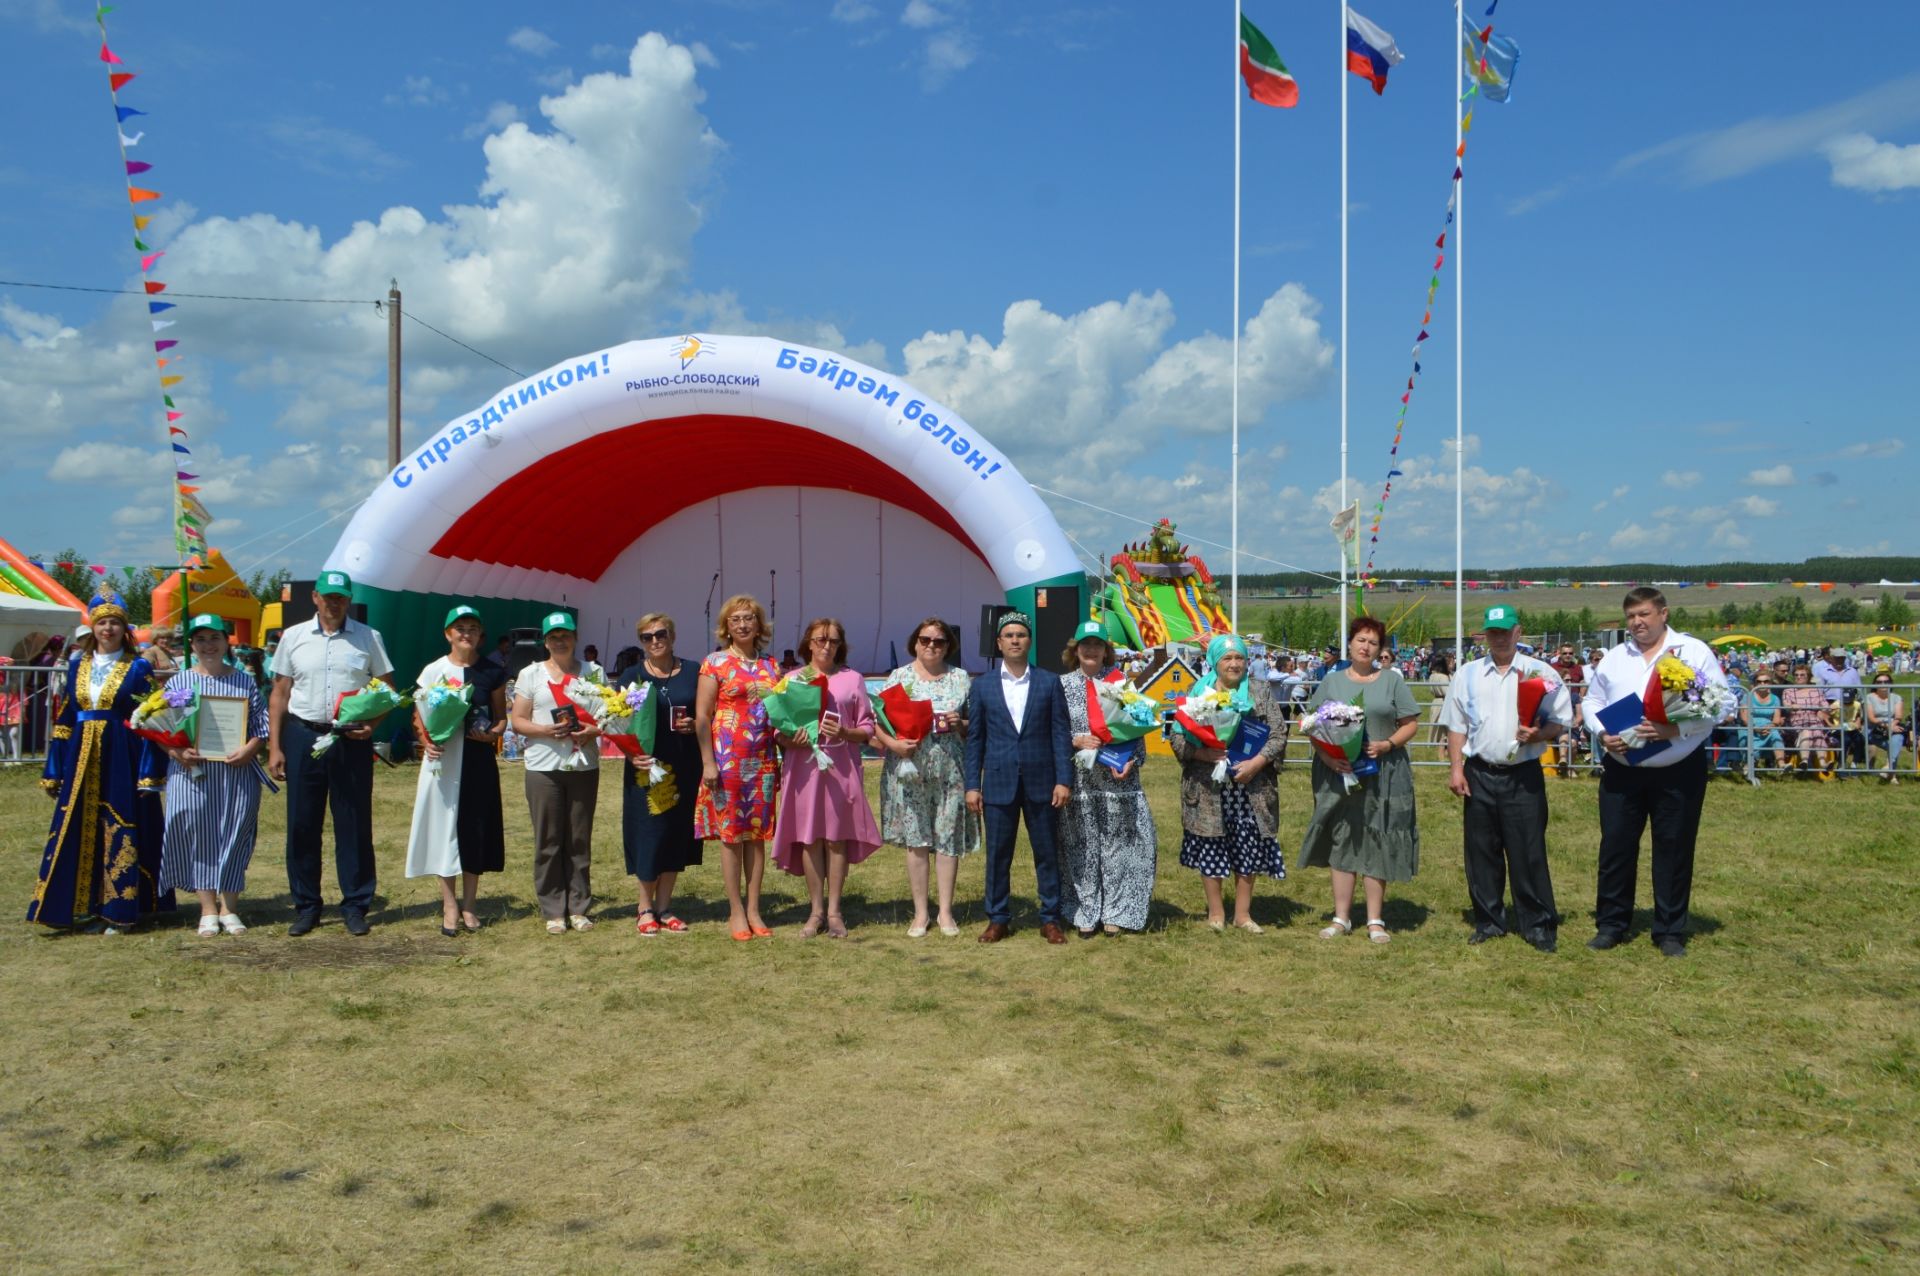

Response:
(694, 651), (780, 842)
(876, 665), (974, 857)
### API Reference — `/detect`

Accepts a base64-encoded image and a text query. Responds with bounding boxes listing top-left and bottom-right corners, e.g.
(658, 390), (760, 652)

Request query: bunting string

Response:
(97, 3), (216, 562)
(1361, 17), (1519, 587)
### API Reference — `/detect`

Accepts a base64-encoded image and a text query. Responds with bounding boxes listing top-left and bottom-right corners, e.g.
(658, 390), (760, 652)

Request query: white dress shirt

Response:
(999, 663), (1033, 731)
(1437, 653), (1574, 764)
(275, 618), (394, 722)
(1580, 629), (1730, 767)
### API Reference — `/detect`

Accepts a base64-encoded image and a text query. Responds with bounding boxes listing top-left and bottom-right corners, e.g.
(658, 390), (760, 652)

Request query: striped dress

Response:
(158, 667), (270, 895)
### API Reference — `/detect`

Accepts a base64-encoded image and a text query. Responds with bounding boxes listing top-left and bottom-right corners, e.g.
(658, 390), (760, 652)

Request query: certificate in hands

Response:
(194, 694), (251, 761)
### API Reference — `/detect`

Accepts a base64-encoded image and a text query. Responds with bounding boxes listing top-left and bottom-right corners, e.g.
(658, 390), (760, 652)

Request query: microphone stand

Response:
(705, 571), (720, 651)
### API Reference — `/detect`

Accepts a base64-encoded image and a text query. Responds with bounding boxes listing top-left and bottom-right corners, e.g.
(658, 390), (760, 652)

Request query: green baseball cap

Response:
(315, 570), (353, 597)
(443, 605), (484, 630)
(1072, 620), (1107, 644)
(186, 614), (231, 636)
(541, 610), (577, 635)
(1482, 604), (1519, 631)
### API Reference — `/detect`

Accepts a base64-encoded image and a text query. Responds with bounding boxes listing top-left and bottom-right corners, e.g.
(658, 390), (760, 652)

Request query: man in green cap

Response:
(267, 569), (396, 936)
(1438, 605), (1573, 952)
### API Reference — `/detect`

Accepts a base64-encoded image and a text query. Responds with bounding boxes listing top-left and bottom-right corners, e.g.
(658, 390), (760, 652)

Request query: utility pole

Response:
(387, 279), (402, 469)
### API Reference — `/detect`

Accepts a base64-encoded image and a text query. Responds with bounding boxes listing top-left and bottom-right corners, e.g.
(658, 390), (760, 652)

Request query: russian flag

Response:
(1345, 8), (1404, 96)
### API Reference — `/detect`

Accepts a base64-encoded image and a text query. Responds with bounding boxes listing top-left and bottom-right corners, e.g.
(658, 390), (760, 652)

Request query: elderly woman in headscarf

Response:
(1168, 633), (1289, 933)
(27, 591), (172, 932)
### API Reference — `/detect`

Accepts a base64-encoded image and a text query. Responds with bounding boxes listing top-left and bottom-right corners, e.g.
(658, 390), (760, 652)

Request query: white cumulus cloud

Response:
(1823, 132), (1920, 193)
(1746, 464), (1795, 486)
(1662, 469), (1702, 489)
(507, 27), (558, 57)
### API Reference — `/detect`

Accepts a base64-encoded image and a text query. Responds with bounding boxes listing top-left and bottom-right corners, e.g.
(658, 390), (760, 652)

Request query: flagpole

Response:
(1231, 0), (1242, 633)
(1454, 0), (1466, 666)
(1338, 0), (1350, 643)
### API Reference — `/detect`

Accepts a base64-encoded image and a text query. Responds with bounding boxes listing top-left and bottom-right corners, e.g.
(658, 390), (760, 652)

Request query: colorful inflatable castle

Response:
(0, 537), (87, 660)
(1097, 519), (1233, 649)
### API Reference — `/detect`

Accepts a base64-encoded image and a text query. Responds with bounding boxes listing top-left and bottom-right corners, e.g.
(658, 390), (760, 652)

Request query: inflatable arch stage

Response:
(325, 335), (1085, 680)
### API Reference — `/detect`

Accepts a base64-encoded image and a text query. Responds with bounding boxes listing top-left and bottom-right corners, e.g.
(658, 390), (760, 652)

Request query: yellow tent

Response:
(1709, 633), (1769, 650)
(1857, 635), (1913, 653)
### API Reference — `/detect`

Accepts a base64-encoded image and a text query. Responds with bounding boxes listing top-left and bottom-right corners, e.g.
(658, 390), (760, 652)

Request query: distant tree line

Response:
(1240, 557), (1920, 593)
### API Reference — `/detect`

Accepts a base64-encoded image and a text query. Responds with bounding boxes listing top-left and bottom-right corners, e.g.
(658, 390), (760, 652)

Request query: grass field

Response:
(1, 755), (1916, 1273)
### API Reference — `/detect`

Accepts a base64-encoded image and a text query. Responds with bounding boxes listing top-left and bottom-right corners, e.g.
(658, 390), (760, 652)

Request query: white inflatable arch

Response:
(325, 334), (1083, 676)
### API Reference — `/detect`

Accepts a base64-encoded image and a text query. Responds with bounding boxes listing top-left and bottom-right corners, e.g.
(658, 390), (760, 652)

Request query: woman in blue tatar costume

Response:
(28, 591), (172, 933)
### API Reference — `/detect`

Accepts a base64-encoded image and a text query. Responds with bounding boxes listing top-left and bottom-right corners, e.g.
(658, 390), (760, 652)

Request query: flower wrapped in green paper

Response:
(569, 678), (678, 812)
(312, 682), (412, 757)
(753, 671), (831, 770)
(417, 675), (474, 774)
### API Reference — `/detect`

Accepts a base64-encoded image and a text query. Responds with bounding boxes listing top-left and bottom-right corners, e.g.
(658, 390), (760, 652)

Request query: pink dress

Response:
(771, 668), (882, 874)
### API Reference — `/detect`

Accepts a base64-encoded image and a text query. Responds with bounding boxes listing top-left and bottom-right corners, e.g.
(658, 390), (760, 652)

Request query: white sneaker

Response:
(217, 913), (247, 934)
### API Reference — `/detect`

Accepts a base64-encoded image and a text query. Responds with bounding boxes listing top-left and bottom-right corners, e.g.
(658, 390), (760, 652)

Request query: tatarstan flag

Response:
(1239, 14), (1298, 108)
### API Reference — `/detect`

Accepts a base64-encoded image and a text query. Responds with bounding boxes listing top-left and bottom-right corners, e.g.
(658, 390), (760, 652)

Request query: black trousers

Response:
(1462, 756), (1557, 935)
(281, 717), (377, 913)
(1595, 747), (1708, 941)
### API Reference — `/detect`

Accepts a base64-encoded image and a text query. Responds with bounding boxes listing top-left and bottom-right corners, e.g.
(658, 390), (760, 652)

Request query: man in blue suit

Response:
(964, 611), (1074, 944)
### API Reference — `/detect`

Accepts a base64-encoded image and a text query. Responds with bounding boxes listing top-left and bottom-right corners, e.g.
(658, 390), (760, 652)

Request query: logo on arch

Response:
(672, 335), (713, 369)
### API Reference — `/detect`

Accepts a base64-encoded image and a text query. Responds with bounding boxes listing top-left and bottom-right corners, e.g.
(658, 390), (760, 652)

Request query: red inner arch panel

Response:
(430, 414), (986, 581)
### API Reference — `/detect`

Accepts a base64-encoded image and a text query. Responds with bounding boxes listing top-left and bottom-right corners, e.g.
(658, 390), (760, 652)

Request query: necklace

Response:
(645, 656), (677, 679)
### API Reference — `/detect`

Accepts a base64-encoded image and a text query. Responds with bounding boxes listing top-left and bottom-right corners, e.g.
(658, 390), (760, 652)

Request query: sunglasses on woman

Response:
(916, 635), (947, 647)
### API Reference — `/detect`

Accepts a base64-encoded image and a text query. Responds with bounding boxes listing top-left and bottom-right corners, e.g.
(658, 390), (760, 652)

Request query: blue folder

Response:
(1594, 692), (1670, 764)
(1096, 743), (1137, 776)
(1226, 717), (1272, 765)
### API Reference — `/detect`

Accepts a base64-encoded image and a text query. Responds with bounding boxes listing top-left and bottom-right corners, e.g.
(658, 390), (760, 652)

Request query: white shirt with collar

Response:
(276, 617), (394, 722)
(999, 662), (1033, 731)
(1437, 651), (1574, 765)
(1579, 629), (1730, 768)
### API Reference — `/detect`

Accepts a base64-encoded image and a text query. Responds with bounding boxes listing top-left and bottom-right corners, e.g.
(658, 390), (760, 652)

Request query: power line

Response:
(1030, 484), (1341, 584)
(1, 277), (527, 374)
(396, 309), (526, 378)
(0, 278), (370, 304)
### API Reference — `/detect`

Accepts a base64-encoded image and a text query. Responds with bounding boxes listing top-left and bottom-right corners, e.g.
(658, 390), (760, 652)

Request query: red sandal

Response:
(636, 909), (661, 936)
(657, 913), (688, 933)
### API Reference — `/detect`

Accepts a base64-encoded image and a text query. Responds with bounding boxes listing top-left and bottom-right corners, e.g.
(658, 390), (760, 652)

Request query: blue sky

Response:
(2, 0), (1916, 583)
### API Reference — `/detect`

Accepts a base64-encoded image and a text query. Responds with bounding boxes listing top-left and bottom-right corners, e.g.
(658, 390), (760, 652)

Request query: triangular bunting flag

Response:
(154, 339), (177, 350)
(125, 160), (151, 175)
(111, 73), (137, 92)
(175, 472), (198, 481)
(132, 238), (148, 251)
(1461, 110), (1473, 132)
(147, 300), (173, 314)
(1417, 330), (1430, 342)
(115, 105), (145, 122)
(151, 319), (175, 332)
(172, 443), (190, 454)
(1436, 232), (1446, 248)
(143, 280), (166, 294)
(127, 186), (161, 203)
(140, 250), (165, 271)
(166, 410), (183, 421)
(132, 213), (151, 230)
(99, 43), (122, 64)
(162, 395), (175, 407)
(160, 374), (182, 386)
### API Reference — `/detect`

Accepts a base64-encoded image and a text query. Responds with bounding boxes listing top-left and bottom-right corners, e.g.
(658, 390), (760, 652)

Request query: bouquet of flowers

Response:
(1076, 677), (1160, 772)
(1617, 652), (1738, 750)
(1173, 687), (1245, 784)
(546, 673), (602, 772)
(869, 680), (936, 778)
(416, 675), (474, 774)
(566, 678), (678, 812)
(1508, 671), (1563, 762)
(1298, 698), (1369, 794)
(128, 680), (201, 777)
(754, 670), (831, 769)
(312, 682), (412, 758)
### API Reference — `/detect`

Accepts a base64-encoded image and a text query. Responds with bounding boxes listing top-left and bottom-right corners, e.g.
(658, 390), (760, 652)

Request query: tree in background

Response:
(1823, 597), (1861, 624)
(1875, 592), (1914, 629)
(1720, 601), (1743, 627)
(1770, 595), (1812, 625)
(38, 549), (95, 605)
(246, 567), (293, 607)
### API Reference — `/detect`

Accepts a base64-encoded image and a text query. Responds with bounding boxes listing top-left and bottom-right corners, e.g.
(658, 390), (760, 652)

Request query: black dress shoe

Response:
(287, 910), (321, 937)
(342, 910), (371, 936)
(1656, 936), (1687, 958)
(1523, 929), (1558, 954)
(1467, 927), (1503, 945)
(1587, 930), (1626, 951)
